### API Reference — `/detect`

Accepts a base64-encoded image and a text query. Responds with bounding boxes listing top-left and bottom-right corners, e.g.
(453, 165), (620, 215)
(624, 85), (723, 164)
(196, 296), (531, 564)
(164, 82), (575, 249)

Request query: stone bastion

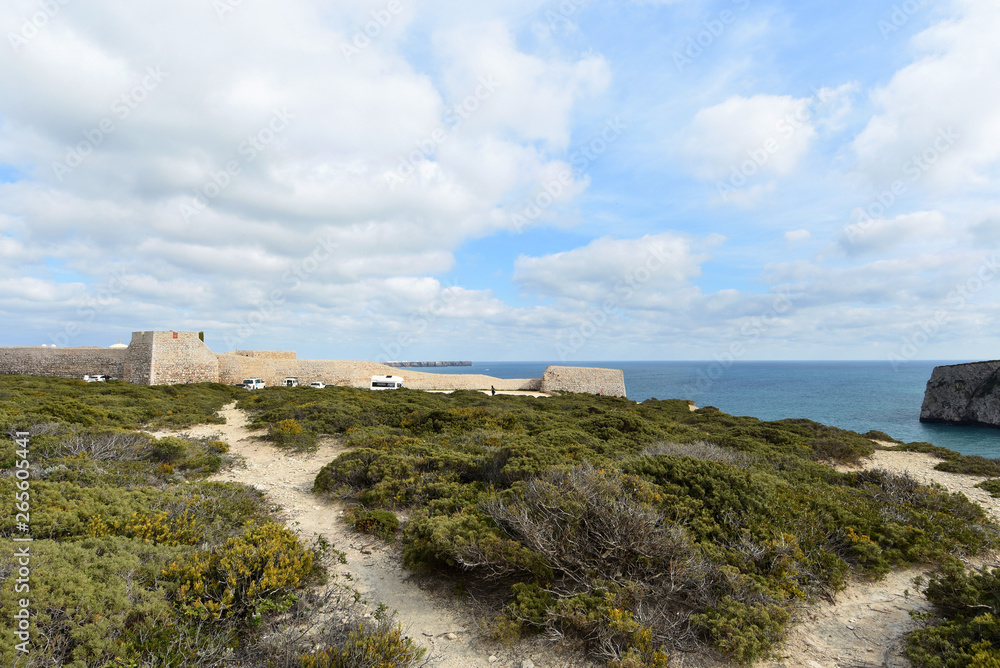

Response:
(0, 331), (627, 397)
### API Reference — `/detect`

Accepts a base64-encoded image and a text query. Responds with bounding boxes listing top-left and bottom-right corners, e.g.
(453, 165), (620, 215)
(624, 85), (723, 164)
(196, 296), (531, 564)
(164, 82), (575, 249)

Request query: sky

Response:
(0, 0), (998, 364)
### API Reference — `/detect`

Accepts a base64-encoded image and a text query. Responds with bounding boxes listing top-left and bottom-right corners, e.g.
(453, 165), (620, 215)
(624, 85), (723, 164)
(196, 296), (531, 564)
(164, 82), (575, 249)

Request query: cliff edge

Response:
(920, 360), (1000, 427)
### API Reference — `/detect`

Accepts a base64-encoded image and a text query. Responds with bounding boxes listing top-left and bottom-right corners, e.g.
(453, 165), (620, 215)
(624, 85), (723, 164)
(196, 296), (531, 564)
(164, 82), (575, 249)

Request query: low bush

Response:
(977, 479), (1000, 498)
(300, 616), (426, 668)
(162, 522), (314, 620)
(907, 556), (1000, 667)
(351, 508), (400, 540)
(0, 375), (239, 432)
(268, 418), (318, 450)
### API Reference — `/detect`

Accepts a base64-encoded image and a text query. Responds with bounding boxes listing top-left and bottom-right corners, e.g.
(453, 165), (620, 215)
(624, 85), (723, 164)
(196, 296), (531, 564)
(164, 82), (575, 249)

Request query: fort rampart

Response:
(0, 331), (625, 397)
(0, 346), (126, 380)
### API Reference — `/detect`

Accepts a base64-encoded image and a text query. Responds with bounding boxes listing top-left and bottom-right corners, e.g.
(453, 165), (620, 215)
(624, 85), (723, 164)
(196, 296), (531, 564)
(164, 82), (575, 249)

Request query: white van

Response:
(370, 375), (404, 390)
(242, 378), (265, 390)
(284, 377), (299, 387)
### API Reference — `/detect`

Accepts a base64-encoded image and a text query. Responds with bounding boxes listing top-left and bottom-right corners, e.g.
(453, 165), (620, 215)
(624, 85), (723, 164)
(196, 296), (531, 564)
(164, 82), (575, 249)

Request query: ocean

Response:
(410, 360), (1000, 458)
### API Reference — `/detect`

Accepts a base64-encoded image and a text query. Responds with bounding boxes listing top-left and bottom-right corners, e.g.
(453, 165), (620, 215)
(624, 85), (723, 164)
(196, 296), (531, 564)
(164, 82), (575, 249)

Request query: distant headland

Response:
(920, 360), (1000, 428)
(385, 361), (472, 368)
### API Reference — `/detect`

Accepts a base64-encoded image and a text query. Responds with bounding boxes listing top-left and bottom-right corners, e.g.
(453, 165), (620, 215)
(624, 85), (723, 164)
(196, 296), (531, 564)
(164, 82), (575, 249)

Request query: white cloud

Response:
(852, 0), (1000, 191)
(513, 233), (717, 308)
(680, 93), (818, 183)
(434, 21), (612, 152)
(0, 0), (610, 346)
(840, 210), (951, 255)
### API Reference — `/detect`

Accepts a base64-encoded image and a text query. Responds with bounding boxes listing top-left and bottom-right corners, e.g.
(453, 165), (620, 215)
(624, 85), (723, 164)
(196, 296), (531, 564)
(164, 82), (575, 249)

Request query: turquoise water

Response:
(411, 360), (1000, 458)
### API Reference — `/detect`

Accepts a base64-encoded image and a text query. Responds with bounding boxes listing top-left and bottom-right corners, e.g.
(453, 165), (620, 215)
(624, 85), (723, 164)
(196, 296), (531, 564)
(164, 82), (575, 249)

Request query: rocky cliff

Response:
(920, 361), (1000, 427)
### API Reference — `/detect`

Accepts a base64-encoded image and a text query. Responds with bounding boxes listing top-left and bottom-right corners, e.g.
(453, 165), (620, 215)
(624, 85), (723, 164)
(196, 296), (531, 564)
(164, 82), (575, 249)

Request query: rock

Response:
(522, 661), (535, 668)
(489, 656), (498, 663)
(920, 361), (1000, 427)
(444, 632), (457, 641)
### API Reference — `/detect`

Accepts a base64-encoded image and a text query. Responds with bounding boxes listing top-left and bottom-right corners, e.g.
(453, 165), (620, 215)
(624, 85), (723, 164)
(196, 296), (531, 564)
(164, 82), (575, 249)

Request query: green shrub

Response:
(351, 508), (400, 540)
(977, 479), (1000, 498)
(0, 376), (239, 430)
(864, 430), (899, 443)
(908, 557), (1000, 667)
(0, 537), (186, 667)
(690, 597), (790, 665)
(162, 522), (313, 620)
(299, 617), (426, 668)
(268, 417), (318, 450)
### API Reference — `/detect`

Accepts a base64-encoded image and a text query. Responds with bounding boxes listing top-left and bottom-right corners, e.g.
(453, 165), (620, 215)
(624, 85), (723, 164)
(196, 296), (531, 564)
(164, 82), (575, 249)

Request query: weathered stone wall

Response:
(231, 350), (297, 359)
(123, 331), (154, 384)
(920, 361), (1000, 427)
(150, 331), (220, 385)
(539, 365), (627, 397)
(0, 347), (125, 379)
(124, 331), (219, 385)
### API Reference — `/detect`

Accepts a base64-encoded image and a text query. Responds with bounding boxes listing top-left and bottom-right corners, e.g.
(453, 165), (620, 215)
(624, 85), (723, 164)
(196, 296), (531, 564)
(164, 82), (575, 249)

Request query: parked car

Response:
(309, 382), (325, 388)
(242, 378), (265, 390)
(83, 374), (107, 382)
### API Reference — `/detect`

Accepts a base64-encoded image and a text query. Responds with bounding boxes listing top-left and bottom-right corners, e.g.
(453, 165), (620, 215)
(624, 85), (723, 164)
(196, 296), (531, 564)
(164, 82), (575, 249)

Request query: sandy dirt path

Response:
(155, 402), (592, 668)
(763, 449), (1000, 668)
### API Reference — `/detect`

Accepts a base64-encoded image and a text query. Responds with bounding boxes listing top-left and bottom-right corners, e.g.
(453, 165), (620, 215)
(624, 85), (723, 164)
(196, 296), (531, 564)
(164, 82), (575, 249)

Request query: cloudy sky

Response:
(1, 0), (998, 363)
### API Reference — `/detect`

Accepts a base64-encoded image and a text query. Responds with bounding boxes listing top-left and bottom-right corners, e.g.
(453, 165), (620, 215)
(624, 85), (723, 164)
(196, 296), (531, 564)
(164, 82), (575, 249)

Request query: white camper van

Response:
(370, 375), (404, 390)
(242, 378), (265, 390)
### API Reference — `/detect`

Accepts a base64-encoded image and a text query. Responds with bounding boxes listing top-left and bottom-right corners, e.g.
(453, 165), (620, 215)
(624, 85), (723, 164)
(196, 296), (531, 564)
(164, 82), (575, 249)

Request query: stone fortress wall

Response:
(0, 346), (127, 380)
(539, 366), (628, 397)
(0, 330), (626, 397)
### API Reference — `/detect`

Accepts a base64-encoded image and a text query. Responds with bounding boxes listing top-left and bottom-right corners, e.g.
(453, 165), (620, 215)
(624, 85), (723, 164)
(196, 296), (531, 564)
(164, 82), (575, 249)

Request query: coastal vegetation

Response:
(3, 374), (1000, 666)
(0, 376), (425, 668)
(243, 385), (1000, 665)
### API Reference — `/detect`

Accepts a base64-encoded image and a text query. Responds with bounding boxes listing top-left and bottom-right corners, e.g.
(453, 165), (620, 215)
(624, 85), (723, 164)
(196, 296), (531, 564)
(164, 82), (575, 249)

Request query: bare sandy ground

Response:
(156, 409), (1000, 667)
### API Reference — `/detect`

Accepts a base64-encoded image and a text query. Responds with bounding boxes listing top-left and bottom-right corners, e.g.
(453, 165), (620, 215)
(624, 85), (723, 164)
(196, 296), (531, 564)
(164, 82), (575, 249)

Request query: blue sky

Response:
(0, 0), (997, 363)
